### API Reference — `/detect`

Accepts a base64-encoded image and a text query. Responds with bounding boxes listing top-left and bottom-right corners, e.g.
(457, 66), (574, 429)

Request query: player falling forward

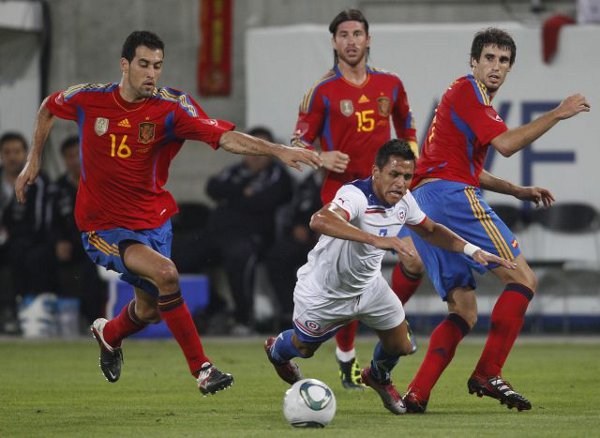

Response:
(292, 8), (423, 389)
(15, 30), (321, 397)
(264, 139), (515, 415)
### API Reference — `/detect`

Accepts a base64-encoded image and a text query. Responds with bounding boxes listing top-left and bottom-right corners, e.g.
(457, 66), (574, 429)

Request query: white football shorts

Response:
(293, 275), (405, 342)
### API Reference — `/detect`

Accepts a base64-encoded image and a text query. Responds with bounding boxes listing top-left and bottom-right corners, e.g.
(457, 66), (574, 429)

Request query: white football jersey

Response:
(296, 177), (426, 299)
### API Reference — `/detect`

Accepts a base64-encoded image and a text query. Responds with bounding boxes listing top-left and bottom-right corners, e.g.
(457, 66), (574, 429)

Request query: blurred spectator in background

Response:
(0, 132), (55, 333)
(265, 168), (323, 330)
(173, 126), (293, 334)
(51, 136), (107, 325)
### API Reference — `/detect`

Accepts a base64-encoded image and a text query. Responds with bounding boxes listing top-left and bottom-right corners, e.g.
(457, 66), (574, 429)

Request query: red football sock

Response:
(335, 320), (359, 353)
(158, 291), (210, 377)
(391, 262), (423, 305)
(474, 284), (533, 378)
(407, 313), (470, 400)
(104, 300), (147, 347)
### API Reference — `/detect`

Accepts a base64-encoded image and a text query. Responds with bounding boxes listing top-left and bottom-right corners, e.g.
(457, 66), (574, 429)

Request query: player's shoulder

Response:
(449, 75), (492, 106)
(306, 69), (338, 93)
(153, 86), (189, 102)
(368, 66), (402, 81)
(62, 82), (117, 100)
(153, 87), (200, 116)
(299, 69), (338, 112)
(335, 180), (367, 204)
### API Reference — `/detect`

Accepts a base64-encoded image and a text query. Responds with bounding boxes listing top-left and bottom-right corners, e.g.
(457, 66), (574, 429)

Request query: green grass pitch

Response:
(1, 336), (599, 437)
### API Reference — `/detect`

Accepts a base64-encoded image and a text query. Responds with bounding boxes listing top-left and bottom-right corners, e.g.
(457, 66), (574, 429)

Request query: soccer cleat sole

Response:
(200, 376), (234, 397)
(468, 379), (532, 411)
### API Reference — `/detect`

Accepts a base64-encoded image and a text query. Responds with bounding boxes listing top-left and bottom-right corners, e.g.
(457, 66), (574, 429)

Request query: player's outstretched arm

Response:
(479, 170), (555, 208)
(309, 203), (415, 258)
(219, 131), (322, 171)
(15, 98), (55, 204)
(408, 217), (516, 269)
(491, 93), (590, 157)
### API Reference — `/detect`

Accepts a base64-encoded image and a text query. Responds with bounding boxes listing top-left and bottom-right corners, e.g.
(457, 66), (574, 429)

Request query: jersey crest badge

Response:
(340, 99), (354, 117)
(138, 122), (156, 144)
(397, 208), (406, 222)
(377, 97), (391, 117)
(94, 117), (109, 136)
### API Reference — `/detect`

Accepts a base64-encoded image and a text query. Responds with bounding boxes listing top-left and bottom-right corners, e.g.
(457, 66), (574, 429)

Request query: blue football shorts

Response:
(407, 180), (520, 300)
(81, 220), (173, 296)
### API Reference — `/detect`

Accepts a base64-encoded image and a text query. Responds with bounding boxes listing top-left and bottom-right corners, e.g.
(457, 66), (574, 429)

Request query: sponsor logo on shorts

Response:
(305, 320), (321, 331)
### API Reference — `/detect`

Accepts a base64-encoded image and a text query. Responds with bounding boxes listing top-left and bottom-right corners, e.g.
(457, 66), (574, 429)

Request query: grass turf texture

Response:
(1, 337), (598, 437)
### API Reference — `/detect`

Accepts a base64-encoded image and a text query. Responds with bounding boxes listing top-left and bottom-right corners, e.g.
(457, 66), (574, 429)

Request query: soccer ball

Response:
(283, 378), (336, 428)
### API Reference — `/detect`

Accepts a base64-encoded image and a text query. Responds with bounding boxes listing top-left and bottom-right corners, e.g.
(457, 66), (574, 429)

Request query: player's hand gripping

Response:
(372, 235), (415, 258)
(514, 186), (555, 208)
(555, 94), (590, 120)
(470, 249), (517, 269)
(15, 157), (41, 203)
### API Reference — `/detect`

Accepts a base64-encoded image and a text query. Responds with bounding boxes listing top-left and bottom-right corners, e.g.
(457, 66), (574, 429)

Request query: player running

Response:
(15, 30), (321, 397)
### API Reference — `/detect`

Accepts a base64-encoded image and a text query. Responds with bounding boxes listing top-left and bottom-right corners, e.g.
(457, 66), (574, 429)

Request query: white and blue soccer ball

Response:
(283, 378), (336, 428)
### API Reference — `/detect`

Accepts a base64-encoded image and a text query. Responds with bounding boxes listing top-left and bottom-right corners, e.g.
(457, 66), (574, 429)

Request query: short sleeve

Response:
(403, 190), (427, 225)
(172, 93), (235, 149)
(331, 185), (366, 222)
(45, 89), (79, 121)
(453, 80), (508, 146)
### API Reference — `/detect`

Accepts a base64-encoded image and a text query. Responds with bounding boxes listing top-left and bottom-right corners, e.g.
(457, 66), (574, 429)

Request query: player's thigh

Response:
(122, 243), (177, 284)
(491, 253), (537, 292)
(292, 285), (355, 344)
(357, 277), (405, 331)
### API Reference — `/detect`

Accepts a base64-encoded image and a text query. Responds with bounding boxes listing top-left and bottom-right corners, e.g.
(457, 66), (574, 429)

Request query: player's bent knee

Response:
(296, 342), (319, 358)
(453, 310), (477, 328)
(155, 260), (179, 291)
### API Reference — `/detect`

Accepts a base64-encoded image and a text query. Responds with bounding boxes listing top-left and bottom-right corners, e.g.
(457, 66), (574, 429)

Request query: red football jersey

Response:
(295, 65), (417, 203)
(46, 83), (234, 231)
(412, 75), (508, 188)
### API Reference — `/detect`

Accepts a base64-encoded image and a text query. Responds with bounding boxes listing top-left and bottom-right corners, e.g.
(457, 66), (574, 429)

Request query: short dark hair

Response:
(470, 27), (516, 66)
(60, 135), (79, 155)
(0, 131), (27, 152)
(121, 31), (165, 62)
(375, 139), (415, 169)
(246, 126), (274, 142)
(329, 9), (369, 36)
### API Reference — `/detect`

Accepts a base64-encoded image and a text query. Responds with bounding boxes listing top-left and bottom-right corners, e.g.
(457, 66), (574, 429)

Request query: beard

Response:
(336, 50), (367, 67)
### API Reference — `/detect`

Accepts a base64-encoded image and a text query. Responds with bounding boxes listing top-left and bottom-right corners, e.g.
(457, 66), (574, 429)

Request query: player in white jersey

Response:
(264, 139), (515, 415)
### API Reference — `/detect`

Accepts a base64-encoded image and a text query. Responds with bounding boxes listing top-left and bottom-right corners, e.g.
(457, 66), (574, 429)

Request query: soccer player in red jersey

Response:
(401, 28), (590, 413)
(291, 9), (423, 390)
(15, 30), (321, 396)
